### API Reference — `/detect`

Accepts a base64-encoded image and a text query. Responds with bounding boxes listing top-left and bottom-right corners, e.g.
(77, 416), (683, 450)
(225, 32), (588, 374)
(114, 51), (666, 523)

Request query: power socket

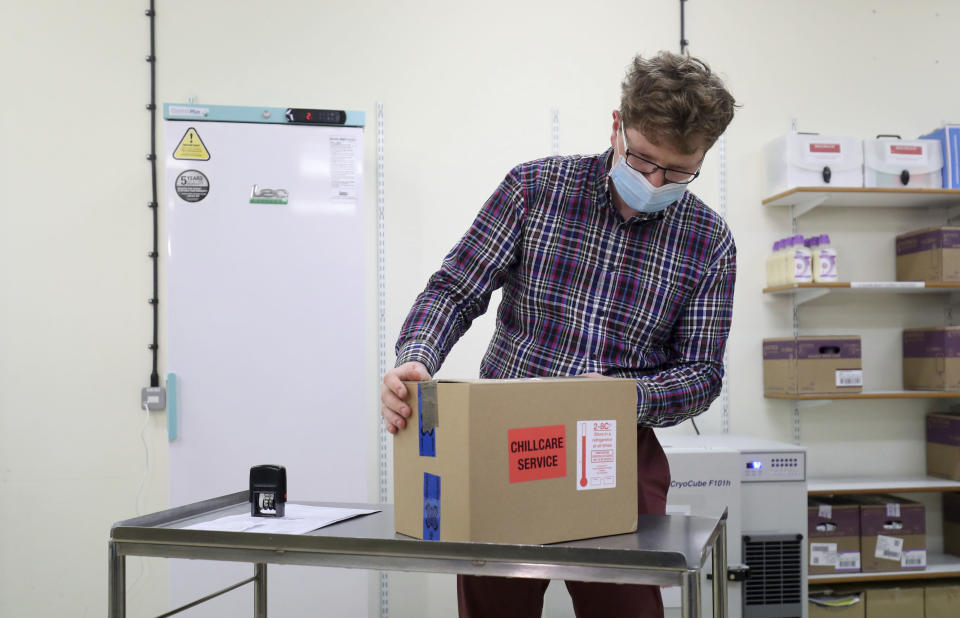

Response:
(141, 386), (166, 411)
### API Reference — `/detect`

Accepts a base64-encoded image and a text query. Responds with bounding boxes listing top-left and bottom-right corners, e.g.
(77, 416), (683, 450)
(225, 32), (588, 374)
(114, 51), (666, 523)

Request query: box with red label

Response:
(849, 495), (925, 573)
(864, 137), (943, 188)
(809, 497), (862, 574)
(393, 378), (638, 543)
(903, 327), (960, 391)
(765, 133), (863, 196)
(763, 336), (863, 396)
(896, 227), (960, 283)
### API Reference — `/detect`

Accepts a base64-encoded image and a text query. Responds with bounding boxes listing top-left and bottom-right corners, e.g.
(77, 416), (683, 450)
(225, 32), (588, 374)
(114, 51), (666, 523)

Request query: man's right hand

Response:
(381, 361), (431, 434)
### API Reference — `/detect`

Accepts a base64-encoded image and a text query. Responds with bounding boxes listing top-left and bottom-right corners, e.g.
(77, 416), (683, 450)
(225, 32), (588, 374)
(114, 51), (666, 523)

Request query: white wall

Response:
(2, 1), (960, 616)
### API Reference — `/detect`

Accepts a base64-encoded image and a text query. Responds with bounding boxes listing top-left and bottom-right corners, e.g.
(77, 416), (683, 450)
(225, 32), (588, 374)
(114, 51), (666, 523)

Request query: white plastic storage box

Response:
(863, 136), (943, 188)
(765, 133), (863, 196)
(920, 124), (960, 188)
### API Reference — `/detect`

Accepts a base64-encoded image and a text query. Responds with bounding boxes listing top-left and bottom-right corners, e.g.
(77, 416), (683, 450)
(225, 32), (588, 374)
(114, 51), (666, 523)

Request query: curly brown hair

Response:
(620, 51), (738, 155)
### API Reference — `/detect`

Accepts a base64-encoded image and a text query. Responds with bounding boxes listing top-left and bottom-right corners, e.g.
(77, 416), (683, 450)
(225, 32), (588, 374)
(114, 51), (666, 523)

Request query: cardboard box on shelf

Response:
(926, 412), (960, 481)
(764, 133), (863, 196)
(864, 137), (943, 189)
(393, 377), (638, 544)
(808, 497), (861, 575)
(925, 583), (960, 618)
(864, 586), (924, 618)
(851, 495), (925, 573)
(895, 227), (960, 283)
(763, 337), (863, 396)
(943, 491), (960, 556)
(902, 327), (960, 391)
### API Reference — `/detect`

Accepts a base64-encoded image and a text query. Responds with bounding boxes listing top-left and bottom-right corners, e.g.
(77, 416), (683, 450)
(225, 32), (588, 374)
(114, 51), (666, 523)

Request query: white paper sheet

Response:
(183, 504), (379, 535)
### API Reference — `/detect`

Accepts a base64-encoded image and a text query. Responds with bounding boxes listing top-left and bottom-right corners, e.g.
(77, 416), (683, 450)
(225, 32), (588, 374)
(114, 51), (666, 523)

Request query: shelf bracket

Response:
(794, 287), (831, 306)
(796, 399), (832, 410)
(790, 195), (829, 220)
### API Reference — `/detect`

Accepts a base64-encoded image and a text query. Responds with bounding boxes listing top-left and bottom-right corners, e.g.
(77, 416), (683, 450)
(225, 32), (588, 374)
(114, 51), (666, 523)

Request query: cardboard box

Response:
(864, 137), (943, 188)
(809, 592), (864, 618)
(851, 495), (925, 573)
(896, 227), (960, 283)
(809, 497), (861, 574)
(920, 124), (960, 189)
(393, 378), (639, 544)
(864, 587), (924, 618)
(925, 583), (960, 618)
(902, 327), (960, 391)
(927, 412), (960, 481)
(765, 133), (863, 196)
(763, 337), (863, 396)
(943, 491), (960, 556)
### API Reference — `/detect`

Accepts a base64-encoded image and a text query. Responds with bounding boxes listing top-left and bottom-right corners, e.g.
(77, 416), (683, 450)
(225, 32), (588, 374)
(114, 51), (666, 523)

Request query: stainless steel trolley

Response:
(109, 492), (728, 618)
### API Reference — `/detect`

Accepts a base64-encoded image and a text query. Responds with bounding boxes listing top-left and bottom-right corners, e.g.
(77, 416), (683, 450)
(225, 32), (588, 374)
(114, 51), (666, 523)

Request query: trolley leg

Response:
(108, 542), (126, 618)
(712, 518), (728, 618)
(680, 570), (701, 618)
(254, 563), (267, 618)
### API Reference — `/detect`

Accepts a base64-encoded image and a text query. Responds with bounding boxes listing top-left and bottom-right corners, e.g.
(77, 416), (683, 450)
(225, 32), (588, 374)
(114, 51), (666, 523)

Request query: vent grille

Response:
(743, 535), (802, 617)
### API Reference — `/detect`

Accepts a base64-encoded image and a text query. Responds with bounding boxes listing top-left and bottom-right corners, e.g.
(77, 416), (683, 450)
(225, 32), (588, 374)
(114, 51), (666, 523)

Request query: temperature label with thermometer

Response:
(576, 420), (617, 490)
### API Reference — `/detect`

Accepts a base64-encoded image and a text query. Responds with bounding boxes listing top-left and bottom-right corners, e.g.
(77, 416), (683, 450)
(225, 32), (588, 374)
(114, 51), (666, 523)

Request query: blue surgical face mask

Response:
(608, 124), (687, 213)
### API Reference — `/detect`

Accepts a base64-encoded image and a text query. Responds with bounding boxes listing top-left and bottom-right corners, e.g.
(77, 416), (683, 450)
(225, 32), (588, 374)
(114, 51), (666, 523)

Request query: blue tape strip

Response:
(166, 372), (178, 441)
(423, 473), (441, 541)
(418, 384), (436, 457)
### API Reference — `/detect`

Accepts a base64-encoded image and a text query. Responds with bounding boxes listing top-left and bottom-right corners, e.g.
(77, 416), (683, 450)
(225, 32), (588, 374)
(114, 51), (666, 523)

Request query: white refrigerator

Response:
(163, 103), (371, 617)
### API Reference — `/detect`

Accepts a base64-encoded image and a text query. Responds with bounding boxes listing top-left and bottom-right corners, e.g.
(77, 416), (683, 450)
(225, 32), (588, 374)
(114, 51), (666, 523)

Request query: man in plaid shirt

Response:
(382, 51), (737, 618)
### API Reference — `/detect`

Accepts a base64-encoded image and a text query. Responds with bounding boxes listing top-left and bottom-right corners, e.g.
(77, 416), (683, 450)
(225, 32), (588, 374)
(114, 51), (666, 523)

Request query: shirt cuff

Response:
(635, 381), (650, 426)
(395, 341), (440, 376)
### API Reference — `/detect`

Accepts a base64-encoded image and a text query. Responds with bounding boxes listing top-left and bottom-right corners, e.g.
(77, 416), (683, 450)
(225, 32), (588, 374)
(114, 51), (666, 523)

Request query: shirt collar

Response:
(599, 147), (671, 225)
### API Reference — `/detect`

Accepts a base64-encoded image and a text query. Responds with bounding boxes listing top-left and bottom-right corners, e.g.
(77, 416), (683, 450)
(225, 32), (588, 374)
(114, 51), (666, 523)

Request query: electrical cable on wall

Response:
(679, 0), (690, 56)
(146, 1), (160, 391)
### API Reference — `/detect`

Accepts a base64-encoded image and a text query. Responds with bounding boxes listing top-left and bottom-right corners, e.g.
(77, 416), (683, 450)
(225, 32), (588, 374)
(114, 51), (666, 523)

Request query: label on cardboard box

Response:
(903, 328), (960, 358)
(811, 542), (839, 566)
(576, 420), (617, 490)
(508, 424), (567, 483)
(838, 552), (861, 571)
(875, 534), (903, 561)
(836, 370), (863, 387)
(901, 549), (926, 568)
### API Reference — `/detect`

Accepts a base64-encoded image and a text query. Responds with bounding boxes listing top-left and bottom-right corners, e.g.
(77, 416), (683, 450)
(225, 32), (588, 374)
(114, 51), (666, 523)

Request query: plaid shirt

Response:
(396, 149), (736, 427)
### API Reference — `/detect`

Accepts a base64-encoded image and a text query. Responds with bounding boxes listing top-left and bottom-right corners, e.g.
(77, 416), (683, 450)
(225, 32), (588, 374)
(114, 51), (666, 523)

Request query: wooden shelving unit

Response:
(763, 186), (960, 591)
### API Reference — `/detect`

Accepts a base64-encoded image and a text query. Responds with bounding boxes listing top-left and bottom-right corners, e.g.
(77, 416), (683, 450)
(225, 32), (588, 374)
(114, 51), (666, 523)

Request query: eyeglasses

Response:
(618, 124), (702, 185)
(623, 148), (702, 185)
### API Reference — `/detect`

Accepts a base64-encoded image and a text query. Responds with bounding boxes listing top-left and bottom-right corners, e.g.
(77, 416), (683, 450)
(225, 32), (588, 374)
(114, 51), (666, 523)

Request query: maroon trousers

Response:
(457, 427), (671, 618)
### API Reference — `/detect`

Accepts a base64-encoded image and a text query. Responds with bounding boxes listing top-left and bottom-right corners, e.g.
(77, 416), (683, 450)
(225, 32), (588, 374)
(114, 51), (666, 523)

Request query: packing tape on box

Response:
(423, 472), (441, 540)
(418, 382), (438, 457)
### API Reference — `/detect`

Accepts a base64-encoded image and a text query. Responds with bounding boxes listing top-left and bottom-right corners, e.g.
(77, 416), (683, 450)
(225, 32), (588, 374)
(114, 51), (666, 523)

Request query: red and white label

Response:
(809, 143), (841, 154)
(576, 420), (617, 491)
(508, 425), (567, 483)
(890, 144), (923, 156)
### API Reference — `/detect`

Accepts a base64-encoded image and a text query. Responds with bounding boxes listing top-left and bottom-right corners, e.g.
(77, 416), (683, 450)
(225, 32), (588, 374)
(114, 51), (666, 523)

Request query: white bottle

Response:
(814, 234), (839, 282)
(766, 240), (781, 287)
(790, 234), (813, 283)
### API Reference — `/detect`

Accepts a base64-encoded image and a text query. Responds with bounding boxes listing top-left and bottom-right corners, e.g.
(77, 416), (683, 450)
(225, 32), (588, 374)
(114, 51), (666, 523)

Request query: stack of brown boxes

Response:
(808, 497), (862, 575)
(810, 585), (960, 618)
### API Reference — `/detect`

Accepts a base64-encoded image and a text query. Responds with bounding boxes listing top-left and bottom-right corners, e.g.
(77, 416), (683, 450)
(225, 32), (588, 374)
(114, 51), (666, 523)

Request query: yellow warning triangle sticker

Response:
(173, 127), (210, 161)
